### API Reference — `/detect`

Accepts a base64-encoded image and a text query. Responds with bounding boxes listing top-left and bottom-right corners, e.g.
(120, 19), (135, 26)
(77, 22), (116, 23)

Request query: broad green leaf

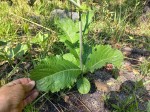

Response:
(30, 56), (82, 92)
(65, 43), (92, 66)
(13, 44), (28, 58)
(82, 44), (92, 65)
(82, 10), (95, 35)
(85, 45), (124, 73)
(31, 33), (49, 44)
(56, 19), (79, 44)
(63, 53), (79, 66)
(65, 40), (79, 59)
(55, 10), (94, 44)
(31, 33), (43, 44)
(77, 77), (91, 94)
(7, 44), (28, 59)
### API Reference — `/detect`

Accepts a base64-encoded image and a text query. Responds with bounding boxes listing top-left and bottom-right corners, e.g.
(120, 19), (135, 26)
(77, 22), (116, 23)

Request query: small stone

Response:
(50, 9), (79, 20)
(94, 80), (110, 93)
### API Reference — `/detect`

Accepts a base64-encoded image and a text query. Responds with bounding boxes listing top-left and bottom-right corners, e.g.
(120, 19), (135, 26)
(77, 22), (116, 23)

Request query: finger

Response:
(23, 89), (39, 106)
(23, 81), (35, 93)
(6, 78), (31, 87)
(18, 78), (31, 84)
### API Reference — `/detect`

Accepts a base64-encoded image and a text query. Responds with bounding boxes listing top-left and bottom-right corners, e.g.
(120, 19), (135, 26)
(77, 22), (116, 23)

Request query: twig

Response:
(57, 104), (65, 112)
(6, 54), (29, 79)
(32, 92), (47, 105)
(57, 103), (69, 111)
(71, 93), (92, 112)
(44, 95), (61, 112)
(124, 57), (143, 62)
(10, 13), (56, 34)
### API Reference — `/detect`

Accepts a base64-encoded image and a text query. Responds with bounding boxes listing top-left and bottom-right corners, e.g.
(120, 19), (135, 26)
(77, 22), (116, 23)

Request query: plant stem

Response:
(68, 0), (83, 71)
(77, 0), (83, 71)
(79, 12), (83, 70)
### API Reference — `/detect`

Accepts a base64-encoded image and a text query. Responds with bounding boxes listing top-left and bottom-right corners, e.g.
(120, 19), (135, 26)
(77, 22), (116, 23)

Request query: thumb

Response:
(23, 81), (35, 93)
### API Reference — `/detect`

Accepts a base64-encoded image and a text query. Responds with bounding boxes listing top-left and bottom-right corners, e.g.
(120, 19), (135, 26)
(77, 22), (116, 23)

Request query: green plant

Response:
(31, 32), (50, 53)
(0, 42), (28, 62)
(110, 94), (140, 112)
(140, 58), (150, 76)
(30, 0), (124, 94)
(24, 104), (38, 112)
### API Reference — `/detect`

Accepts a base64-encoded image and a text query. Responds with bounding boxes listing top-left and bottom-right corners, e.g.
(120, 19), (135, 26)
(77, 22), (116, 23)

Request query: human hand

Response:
(0, 78), (39, 112)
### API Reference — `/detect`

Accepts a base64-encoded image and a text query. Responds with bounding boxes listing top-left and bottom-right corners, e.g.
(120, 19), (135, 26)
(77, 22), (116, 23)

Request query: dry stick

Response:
(6, 54), (30, 78)
(32, 92), (47, 105)
(10, 13), (56, 34)
(38, 100), (47, 111)
(44, 96), (61, 112)
(124, 57), (144, 62)
(57, 103), (68, 111)
(57, 104), (64, 112)
(71, 93), (92, 112)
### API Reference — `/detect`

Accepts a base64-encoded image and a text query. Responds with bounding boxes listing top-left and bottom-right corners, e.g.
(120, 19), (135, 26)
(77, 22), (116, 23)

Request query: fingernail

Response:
(34, 91), (39, 97)
(29, 81), (35, 86)
(32, 90), (39, 99)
